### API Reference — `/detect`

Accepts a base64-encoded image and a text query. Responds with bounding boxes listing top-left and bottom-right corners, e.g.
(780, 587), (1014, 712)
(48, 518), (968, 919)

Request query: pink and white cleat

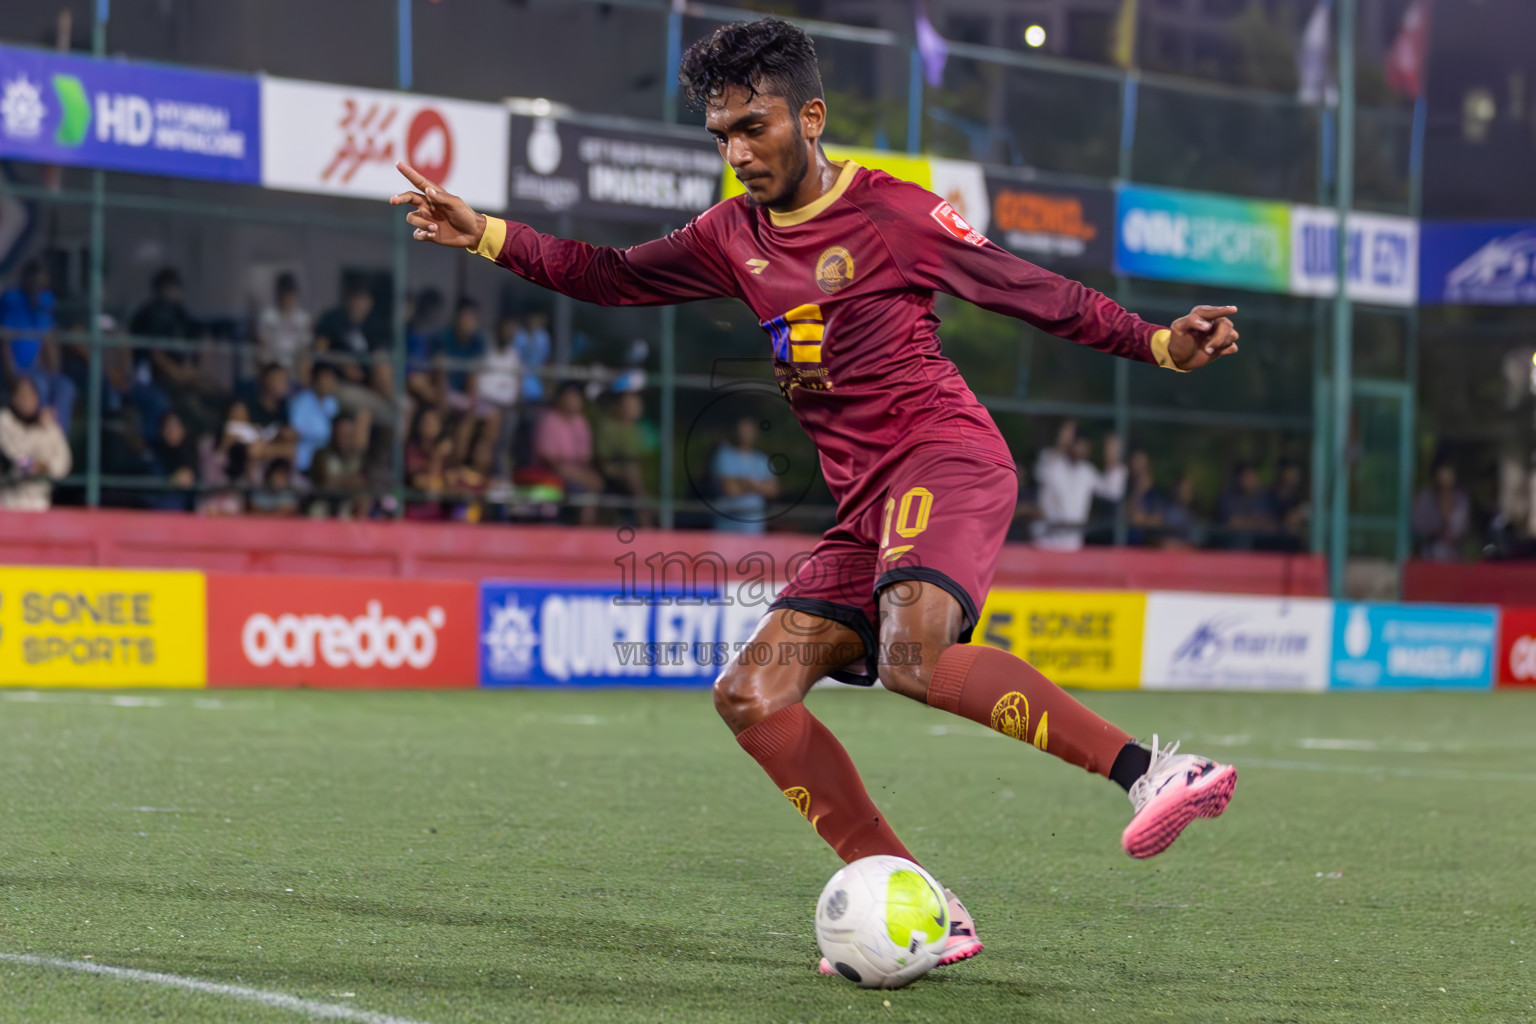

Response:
(1121, 735), (1236, 859)
(818, 887), (981, 975)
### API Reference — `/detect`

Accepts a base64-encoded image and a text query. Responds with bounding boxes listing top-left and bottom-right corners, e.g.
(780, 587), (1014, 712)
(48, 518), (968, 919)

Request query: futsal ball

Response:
(814, 855), (950, 989)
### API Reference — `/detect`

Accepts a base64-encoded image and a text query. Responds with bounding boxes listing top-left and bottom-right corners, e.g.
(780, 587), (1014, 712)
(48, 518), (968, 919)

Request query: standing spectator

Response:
(1032, 420), (1126, 552)
(535, 382), (602, 525)
(1215, 464), (1280, 549)
(146, 410), (198, 512)
(711, 415), (778, 534)
(595, 389), (657, 527)
(309, 413), (373, 518)
(0, 260), (76, 429)
(0, 375), (71, 511)
(478, 312), (524, 473)
(287, 363), (342, 476)
(1411, 460), (1471, 561)
(255, 272), (312, 373)
(314, 282), (394, 428)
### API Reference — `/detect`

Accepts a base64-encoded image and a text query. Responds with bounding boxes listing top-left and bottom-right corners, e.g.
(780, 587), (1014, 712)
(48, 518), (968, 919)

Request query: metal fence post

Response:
(1328, 0), (1358, 599)
(85, 0), (109, 508)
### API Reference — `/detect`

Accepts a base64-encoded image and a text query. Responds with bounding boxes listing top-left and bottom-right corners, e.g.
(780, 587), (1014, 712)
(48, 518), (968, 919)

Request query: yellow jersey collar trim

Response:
(767, 159), (860, 228)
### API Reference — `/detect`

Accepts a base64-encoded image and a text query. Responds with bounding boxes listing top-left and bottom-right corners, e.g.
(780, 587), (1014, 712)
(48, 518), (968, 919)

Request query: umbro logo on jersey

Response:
(745, 258), (769, 274)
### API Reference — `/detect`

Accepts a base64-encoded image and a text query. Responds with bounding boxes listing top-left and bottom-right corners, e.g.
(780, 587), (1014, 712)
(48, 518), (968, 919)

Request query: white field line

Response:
(0, 953), (435, 1024)
(1242, 758), (1536, 784)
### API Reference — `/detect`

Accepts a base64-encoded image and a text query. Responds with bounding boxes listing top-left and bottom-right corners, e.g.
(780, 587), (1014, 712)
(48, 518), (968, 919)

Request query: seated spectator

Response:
(711, 415), (778, 534)
(1271, 458), (1309, 546)
(405, 288), (446, 408)
(535, 382), (602, 526)
(0, 375), (71, 511)
(405, 406), (454, 520)
(478, 312), (524, 473)
(314, 282), (394, 430)
(1032, 420), (1125, 552)
(595, 390), (656, 527)
(1158, 475), (1201, 549)
(287, 363), (343, 476)
(248, 458), (300, 517)
(309, 413), (372, 518)
(129, 267), (224, 437)
(1215, 463), (1280, 549)
(1, 260), (76, 430)
(447, 426), (502, 523)
(146, 411), (198, 512)
(242, 363), (299, 463)
(255, 272), (312, 373)
(433, 296), (497, 460)
(515, 309), (552, 407)
(197, 425), (250, 517)
(1411, 459), (1471, 561)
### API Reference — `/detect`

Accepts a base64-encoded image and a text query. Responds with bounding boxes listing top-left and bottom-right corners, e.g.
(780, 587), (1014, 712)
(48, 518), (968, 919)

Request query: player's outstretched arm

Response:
(1165, 305), (1240, 371)
(390, 161), (735, 307)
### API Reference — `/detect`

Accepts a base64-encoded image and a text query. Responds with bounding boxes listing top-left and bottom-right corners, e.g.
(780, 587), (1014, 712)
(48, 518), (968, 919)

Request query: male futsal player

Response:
(392, 17), (1239, 972)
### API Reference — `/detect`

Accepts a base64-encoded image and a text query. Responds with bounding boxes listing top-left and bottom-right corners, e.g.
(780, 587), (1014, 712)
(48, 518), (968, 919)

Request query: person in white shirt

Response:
(477, 313), (524, 475)
(255, 273), (312, 373)
(1031, 420), (1126, 552)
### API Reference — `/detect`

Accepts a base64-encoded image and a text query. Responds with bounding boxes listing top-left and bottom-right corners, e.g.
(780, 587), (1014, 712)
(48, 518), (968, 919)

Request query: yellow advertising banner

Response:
(0, 567), (206, 686)
(973, 590), (1145, 690)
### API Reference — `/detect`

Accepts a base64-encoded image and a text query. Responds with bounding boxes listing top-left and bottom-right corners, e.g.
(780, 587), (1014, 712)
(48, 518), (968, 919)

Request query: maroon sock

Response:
(736, 702), (916, 864)
(927, 643), (1134, 777)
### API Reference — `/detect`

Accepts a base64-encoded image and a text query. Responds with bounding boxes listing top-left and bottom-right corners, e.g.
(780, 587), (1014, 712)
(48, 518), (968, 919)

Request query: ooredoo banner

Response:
(206, 574), (478, 688)
(1141, 592), (1333, 691)
(1496, 607), (1536, 687)
(0, 45), (260, 183)
(972, 590), (1144, 689)
(260, 76), (508, 210)
(0, 567), (205, 686)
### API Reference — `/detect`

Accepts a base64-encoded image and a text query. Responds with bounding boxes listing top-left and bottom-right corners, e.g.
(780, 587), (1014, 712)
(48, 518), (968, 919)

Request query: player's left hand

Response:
(1167, 305), (1239, 370)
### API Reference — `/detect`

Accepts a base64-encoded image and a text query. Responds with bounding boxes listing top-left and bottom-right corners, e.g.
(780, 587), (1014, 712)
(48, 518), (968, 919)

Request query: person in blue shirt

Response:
(514, 308), (551, 406)
(432, 296), (488, 400)
(287, 362), (341, 475)
(711, 415), (780, 534)
(0, 261), (76, 431)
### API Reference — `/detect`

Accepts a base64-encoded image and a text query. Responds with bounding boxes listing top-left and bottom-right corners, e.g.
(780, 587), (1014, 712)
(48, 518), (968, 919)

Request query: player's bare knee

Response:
(713, 663), (774, 732)
(878, 636), (953, 703)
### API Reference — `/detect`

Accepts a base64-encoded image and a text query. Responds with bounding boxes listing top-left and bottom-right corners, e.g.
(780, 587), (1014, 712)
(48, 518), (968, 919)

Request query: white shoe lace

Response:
(1126, 734), (1182, 813)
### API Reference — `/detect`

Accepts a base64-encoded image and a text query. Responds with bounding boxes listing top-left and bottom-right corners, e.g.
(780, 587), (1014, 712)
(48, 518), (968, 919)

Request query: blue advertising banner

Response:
(1331, 603), (1498, 690)
(0, 46), (259, 184)
(479, 581), (776, 688)
(1114, 185), (1291, 293)
(1420, 220), (1536, 305)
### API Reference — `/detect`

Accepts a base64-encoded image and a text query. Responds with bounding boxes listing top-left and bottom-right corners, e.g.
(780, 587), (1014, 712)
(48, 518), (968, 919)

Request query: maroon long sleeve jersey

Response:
(472, 160), (1178, 517)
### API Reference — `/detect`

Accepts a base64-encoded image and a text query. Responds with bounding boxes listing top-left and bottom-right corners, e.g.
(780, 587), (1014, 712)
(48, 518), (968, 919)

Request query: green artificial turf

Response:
(2, 686), (1535, 1023)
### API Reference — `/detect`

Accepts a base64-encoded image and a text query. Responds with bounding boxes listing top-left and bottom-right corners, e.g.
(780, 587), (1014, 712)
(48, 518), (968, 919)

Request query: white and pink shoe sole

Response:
(1121, 762), (1237, 859)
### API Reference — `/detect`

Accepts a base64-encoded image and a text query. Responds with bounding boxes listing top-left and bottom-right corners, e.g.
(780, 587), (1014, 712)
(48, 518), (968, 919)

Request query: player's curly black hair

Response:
(677, 17), (824, 117)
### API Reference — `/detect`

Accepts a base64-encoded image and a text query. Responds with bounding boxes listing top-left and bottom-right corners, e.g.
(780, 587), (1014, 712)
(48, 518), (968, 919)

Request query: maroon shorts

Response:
(769, 443), (1017, 685)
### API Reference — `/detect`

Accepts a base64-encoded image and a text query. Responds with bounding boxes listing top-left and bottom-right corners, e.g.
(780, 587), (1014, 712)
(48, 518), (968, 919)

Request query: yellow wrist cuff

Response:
(1149, 329), (1187, 372)
(469, 216), (507, 260)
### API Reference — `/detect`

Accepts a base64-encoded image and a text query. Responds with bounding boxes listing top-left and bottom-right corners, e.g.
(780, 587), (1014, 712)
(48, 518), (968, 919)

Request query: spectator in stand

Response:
(146, 410), (198, 512)
(1215, 463), (1280, 549)
(288, 362), (343, 477)
(243, 363), (299, 463)
(255, 272), (312, 373)
(448, 424), (501, 523)
(405, 287), (447, 409)
(1125, 450), (1166, 546)
(711, 415), (778, 534)
(1271, 458), (1309, 548)
(478, 311), (524, 473)
(535, 382), (602, 526)
(0, 375), (71, 511)
(1158, 474), (1201, 549)
(405, 406), (454, 520)
(309, 413), (372, 518)
(516, 308), (553, 407)
(432, 296), (494, 459)
(0, 260), (76, 430)
(594, 389), (656, 527)
(1032, 420), (1126, 552)
(314, 281), (394, 431)
(1411, 459), (1471, 561)
(249, 458), (300, 516)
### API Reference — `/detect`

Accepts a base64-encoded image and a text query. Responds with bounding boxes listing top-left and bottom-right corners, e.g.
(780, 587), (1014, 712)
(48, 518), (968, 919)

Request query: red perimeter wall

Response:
(1403, 561), (1536, 605)
(0, 508), (1327, 595)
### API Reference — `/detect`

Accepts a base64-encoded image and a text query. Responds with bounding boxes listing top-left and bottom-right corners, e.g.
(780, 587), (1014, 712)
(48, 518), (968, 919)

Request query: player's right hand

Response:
(391, 161), (488, 249)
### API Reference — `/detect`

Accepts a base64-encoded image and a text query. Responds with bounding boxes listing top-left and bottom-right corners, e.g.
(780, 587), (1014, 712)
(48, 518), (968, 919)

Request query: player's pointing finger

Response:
(1193, 305), (1239, 320)
(395, 160), (439, 193)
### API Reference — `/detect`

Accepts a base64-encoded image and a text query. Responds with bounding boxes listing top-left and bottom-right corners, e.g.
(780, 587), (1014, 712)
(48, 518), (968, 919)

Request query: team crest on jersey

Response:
(815, 245), (855, 294)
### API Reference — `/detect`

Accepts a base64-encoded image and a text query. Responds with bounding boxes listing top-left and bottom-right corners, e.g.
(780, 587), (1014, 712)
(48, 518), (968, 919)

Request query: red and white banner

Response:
(1497, 606), (1536, 687)
(259, 77), (508, 210)
(207, 574), (478, 688)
